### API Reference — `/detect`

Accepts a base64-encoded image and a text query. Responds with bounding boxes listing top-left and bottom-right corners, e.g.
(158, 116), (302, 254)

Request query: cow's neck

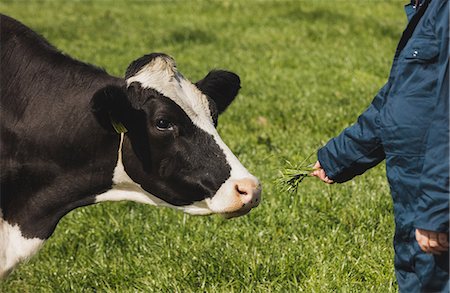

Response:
(95, 133), (167, 206)
(2, 135), (120, 230)
(27, 140), (118, 230)
(0, 130), (121, 278)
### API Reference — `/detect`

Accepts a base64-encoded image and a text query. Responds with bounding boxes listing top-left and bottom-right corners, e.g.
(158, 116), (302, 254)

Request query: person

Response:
(311, 0), (449, 291)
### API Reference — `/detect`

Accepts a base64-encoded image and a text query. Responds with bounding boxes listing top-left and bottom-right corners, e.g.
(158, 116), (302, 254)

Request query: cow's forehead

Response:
(126, 56), (214, 130)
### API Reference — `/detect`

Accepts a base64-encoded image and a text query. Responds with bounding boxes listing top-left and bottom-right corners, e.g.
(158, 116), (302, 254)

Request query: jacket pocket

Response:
(388, 36), (440, 100)
(403, 37), (439, 63)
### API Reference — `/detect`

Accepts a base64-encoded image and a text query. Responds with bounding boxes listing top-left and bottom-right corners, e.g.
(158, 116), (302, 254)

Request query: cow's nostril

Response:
(234, 178), (261, 209)
(236, 184), (248, 196)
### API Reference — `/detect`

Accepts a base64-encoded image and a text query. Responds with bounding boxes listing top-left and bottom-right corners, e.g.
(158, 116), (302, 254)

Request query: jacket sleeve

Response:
(415, 2), (449, 232)
(317, 86), (386, 183)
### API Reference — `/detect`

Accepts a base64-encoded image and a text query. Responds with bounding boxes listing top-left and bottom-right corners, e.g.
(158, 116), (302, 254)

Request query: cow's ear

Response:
(125, 81), (153, 109)
(90, 85), (135, 133)
(195, 70), (241, 115)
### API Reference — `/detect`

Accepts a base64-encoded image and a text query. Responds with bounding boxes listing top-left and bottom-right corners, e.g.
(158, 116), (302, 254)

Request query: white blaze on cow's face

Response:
(96, 53), (261, 218)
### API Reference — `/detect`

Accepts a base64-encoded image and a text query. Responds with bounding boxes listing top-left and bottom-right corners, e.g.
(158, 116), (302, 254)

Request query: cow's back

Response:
(1, 14), (113, 125)
(0, 14), (121, 214)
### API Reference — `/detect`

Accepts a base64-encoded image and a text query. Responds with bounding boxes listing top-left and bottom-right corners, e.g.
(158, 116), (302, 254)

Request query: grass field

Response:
(1, 1), (407, 291)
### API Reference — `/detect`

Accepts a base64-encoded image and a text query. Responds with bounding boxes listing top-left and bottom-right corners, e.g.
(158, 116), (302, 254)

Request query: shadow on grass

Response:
(280, 6), (400, 40)
(164, 27), (216, 45)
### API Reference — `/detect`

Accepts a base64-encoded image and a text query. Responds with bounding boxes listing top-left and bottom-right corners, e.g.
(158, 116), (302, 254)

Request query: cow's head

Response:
(91, 53), (261, 218)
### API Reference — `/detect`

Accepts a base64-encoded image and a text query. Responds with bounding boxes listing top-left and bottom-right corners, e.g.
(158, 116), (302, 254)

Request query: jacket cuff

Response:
(415, 213), (449, 233)
(415, 191), (449, 232)
(317, 146), (343, 182)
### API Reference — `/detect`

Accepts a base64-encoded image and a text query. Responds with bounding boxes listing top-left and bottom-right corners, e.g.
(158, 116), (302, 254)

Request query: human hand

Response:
(415, 228), (449, 255)
(311, 161), (334, 184)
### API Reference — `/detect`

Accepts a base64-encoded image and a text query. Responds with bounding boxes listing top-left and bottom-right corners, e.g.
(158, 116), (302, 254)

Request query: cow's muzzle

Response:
(206, 177), (262, 218)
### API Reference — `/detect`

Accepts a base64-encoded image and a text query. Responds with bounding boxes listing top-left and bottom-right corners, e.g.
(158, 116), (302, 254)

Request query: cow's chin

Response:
(175, 200), (253, 219)
(221, 207), (253, 219)
(175, 177), (261, 219)
(178, 202), (253, 219)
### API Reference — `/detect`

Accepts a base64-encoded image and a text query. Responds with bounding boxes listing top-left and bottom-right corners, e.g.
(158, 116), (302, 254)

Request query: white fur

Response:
(0, 57), (258, 279)
(95, 134), (213, 215)
(101, 57), (260, 213)
(0, 210), (44, 279)
(126, 56), (254, 178)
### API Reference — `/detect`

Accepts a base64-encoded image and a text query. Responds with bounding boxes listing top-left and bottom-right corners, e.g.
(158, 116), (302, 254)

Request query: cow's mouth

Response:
(221, 206), (253, 219)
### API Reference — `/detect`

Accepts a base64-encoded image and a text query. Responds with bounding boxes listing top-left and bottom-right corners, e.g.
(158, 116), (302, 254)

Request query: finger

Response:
(311, 166), (334, 184)
(438, 233), (449, 248)
(313, 161), (321, 170)
(311, 168), (323, 176)
(430, 234), (450, 254)
(321, 172), (333, 184)
(311, 170), (322, 178)
(316, 169), (326, 181)
(431, 245), (448, 253)
(428, 232), (444, 254)
(416, 229), (430, 253)
(429, 232), (439, 249)
(416, 230), (445, 254)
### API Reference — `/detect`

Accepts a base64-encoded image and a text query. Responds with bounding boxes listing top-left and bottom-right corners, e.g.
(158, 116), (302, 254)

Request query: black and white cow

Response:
(0, 14), (261, 278)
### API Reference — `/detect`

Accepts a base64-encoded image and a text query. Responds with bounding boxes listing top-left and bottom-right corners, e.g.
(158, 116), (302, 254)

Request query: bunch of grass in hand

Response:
(278, 154), (316, 194)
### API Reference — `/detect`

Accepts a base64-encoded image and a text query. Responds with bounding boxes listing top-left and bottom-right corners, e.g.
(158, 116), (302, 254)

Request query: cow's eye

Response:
(156, 119), (174, 131)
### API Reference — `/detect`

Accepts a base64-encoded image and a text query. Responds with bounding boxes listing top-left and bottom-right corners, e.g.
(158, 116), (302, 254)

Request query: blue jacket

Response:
(317, 1), (449, 290)
(318, 0), (449, 235)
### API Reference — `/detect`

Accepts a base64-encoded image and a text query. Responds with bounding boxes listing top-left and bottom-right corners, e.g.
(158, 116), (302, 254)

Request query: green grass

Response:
(1, 1), (405, 291)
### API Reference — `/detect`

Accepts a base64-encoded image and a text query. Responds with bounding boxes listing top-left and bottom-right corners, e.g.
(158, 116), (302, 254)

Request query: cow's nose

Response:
(234, 178), (261, 208)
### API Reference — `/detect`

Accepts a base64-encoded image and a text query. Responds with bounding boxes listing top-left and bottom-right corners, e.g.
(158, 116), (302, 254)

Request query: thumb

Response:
(313, 161), (321, 169)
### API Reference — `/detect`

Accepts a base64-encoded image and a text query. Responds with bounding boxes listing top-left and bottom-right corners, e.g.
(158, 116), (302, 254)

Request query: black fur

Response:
(90, 85), (132, 132)
(120, 88), (231, 206)
(1, 14), (241, 240)
(91, 83), (232, 205)
(196, 70), (241, 115)
(1, 14), (121, 239)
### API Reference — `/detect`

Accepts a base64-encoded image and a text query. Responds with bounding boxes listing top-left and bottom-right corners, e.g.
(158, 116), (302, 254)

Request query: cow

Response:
(0, 14), (262, 278)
